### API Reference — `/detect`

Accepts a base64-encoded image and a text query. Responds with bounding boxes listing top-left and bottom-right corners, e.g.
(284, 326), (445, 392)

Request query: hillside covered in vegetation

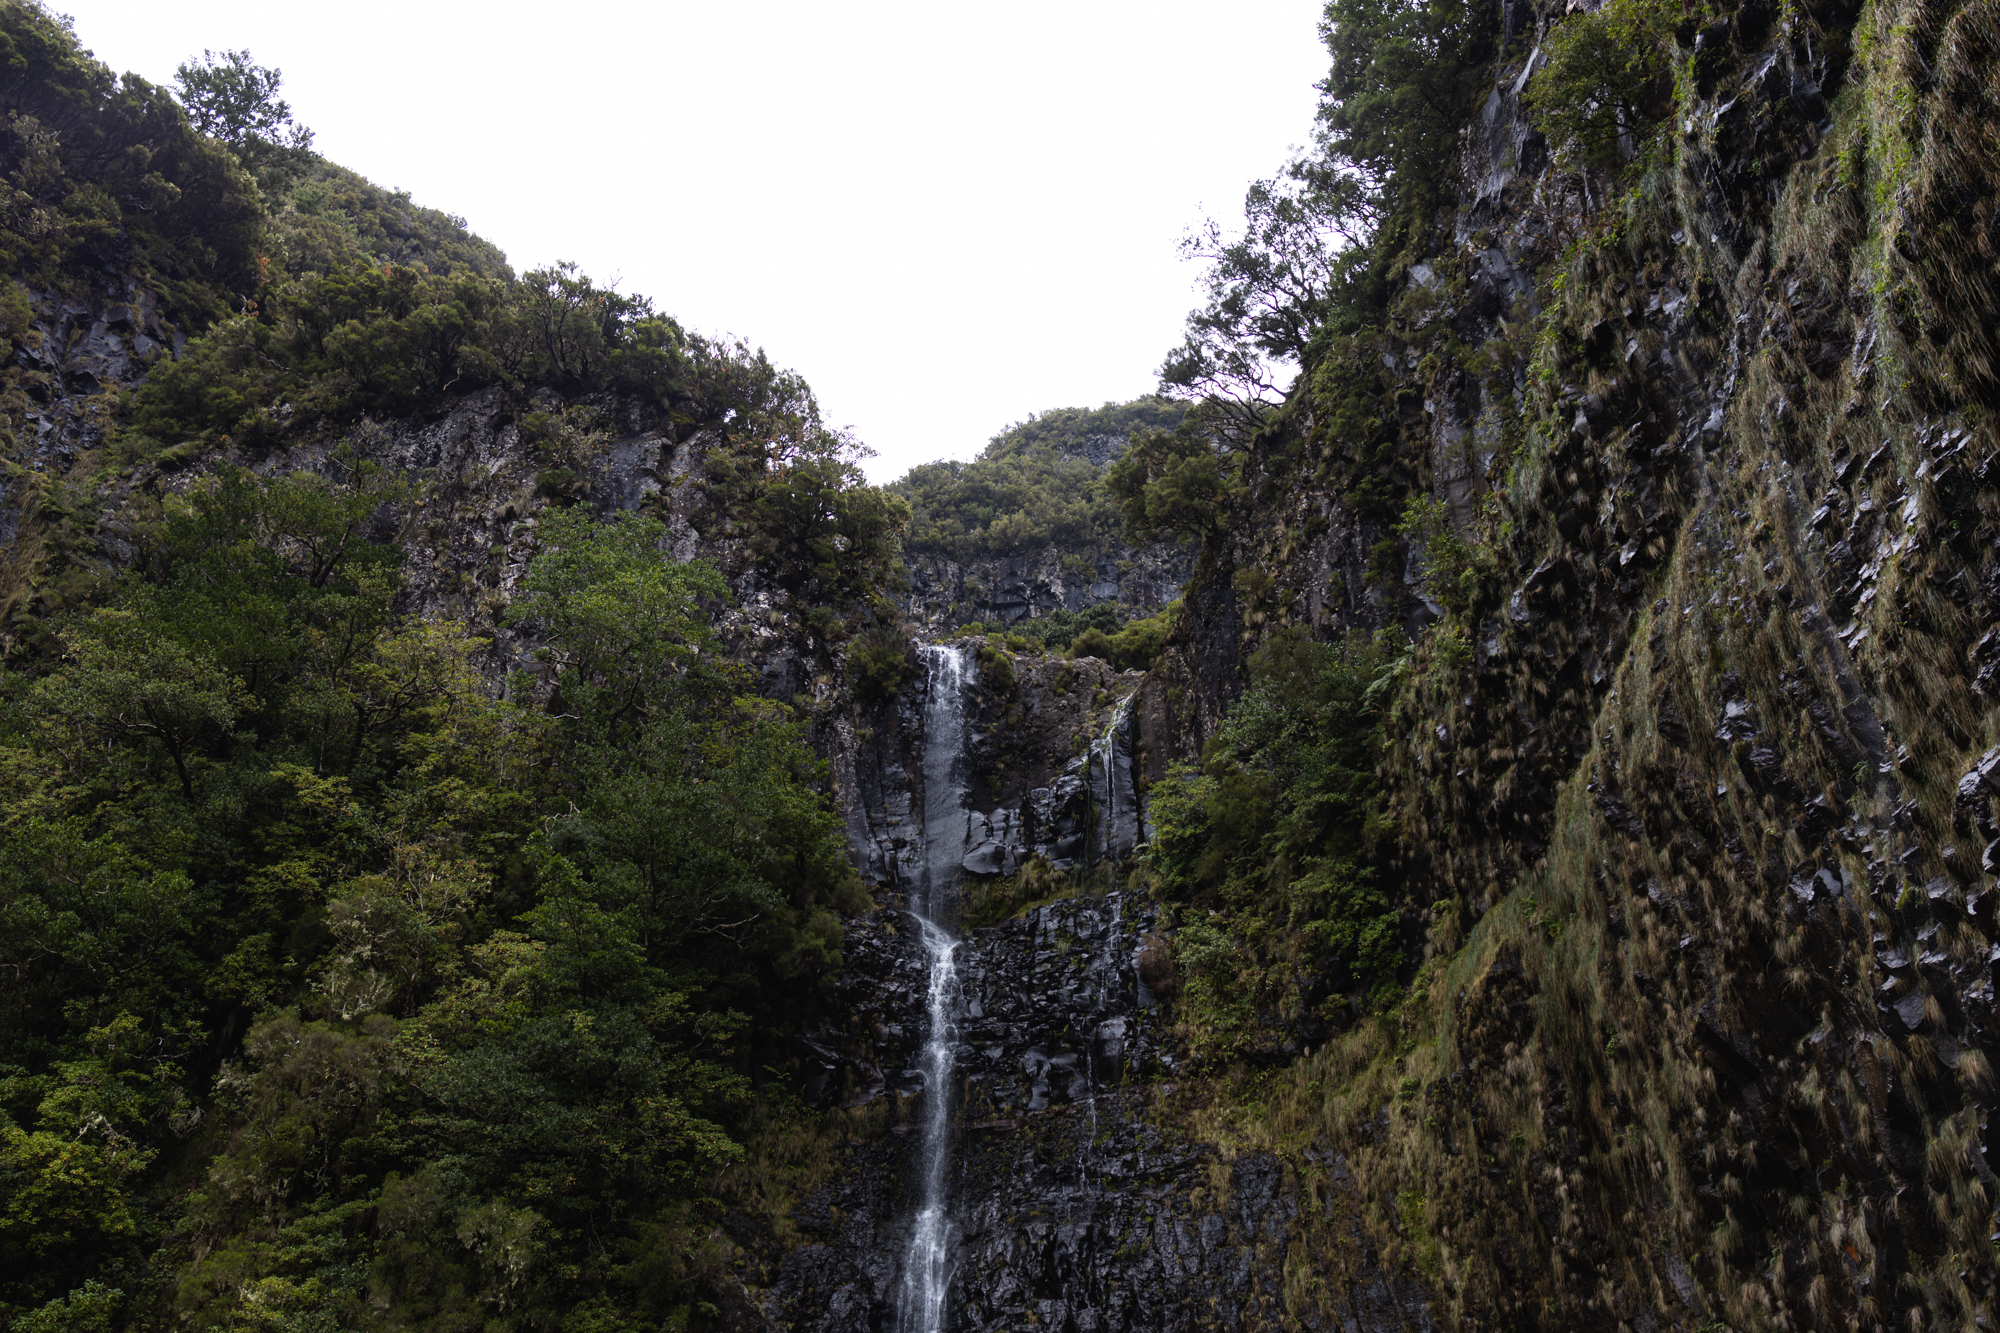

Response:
(891, 398), (1182, 563)
(1, 7), (895, 1328)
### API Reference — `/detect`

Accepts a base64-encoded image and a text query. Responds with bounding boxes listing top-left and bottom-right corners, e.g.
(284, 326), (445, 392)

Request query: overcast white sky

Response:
(66, 0), (1327, 483)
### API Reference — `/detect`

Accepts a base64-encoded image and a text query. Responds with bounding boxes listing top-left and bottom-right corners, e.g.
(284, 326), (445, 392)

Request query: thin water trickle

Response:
(898, 644), (972, 1333)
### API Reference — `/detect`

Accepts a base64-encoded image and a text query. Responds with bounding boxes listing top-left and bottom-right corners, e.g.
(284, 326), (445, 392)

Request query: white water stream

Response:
(899, 916), (960, 1333)
(898, 644), (971, 1333)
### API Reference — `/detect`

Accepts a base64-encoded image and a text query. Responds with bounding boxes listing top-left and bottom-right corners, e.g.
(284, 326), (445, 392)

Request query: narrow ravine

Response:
(898, 644), (972, 1333)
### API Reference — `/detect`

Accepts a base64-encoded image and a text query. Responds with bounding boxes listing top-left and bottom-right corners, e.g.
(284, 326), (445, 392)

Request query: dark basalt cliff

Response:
(1123, 0), (1997, 1324)
(900, 537), (1191, 637)
(755, 0), (2000, 1325)
(756, 892), (1435, 1333)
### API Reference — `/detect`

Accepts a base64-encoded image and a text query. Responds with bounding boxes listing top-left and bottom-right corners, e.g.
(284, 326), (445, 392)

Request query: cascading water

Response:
(918, 645), (971, 906)
(900, 917), (959, 1333)
(899, 644), (972, 1333)
(1090, 688), (1139, 863)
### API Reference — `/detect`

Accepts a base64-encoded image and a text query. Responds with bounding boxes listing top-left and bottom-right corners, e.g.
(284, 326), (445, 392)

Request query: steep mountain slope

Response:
(1120, 0), (2000, 1324)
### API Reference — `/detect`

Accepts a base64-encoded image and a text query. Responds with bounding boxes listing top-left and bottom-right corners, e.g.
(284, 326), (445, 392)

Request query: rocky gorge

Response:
(6, 0), (2000, 1327)
(747, 0), (2000, 1323)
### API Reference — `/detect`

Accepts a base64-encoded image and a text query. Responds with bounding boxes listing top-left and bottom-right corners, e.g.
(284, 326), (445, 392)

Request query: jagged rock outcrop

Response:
(3, 277), (186, 607)
(9, 280), (180, 472)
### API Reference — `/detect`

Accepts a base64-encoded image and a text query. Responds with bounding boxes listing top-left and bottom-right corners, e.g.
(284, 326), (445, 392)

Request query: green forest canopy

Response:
(0, 466), (866, 1329)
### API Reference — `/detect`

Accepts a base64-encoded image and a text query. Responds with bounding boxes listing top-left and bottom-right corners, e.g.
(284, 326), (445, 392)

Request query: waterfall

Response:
(918, 645), (971, 913)
(900, 917), (960, 1333)
(900, 644), (971, 1333)
(1090, 687), (1139, 864)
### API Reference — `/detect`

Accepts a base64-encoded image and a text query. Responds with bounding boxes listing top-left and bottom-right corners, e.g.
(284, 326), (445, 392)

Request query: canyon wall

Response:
(758, 0), (2000, 1326)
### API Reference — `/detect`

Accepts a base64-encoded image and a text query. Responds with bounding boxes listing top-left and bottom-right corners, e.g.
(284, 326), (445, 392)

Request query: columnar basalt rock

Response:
(761, 890), (1436, 1333)
(901, 541), (1193, 636)
(841, 644), (1153, 895)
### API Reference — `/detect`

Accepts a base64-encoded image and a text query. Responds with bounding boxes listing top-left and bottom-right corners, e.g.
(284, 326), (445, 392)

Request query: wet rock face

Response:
(952, 894), (1173, 1112)
(953, 1135), (1433, 1333)
(766, 892), (1432, 1333)
(961, 684), (1147, 876)
(839, 646), (1152, 895)
(954, 1114), (1291, 1333)
(790, 906), (928, 1114)
(945, 895), (1226, 1333)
